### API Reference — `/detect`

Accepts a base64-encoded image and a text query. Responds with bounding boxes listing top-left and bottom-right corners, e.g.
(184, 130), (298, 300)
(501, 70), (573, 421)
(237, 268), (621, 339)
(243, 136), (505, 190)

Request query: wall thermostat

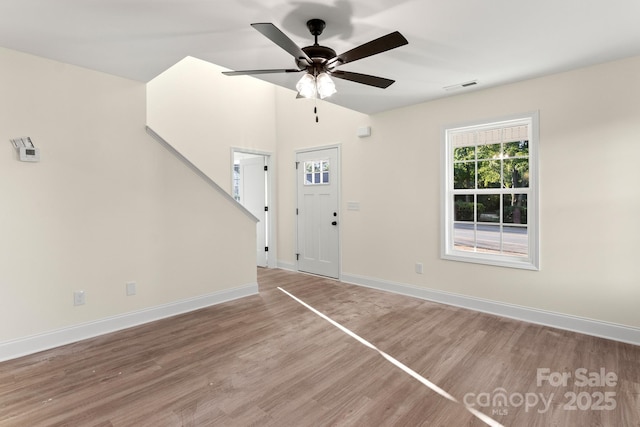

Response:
(10, 136), (40, 162)
(19, 146), (40, 162)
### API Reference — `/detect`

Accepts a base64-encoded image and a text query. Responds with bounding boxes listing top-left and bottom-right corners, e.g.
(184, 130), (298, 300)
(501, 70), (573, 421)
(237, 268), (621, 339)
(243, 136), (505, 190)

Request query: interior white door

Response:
(296, 147), (340, 278)
(238, 156), (267, 267)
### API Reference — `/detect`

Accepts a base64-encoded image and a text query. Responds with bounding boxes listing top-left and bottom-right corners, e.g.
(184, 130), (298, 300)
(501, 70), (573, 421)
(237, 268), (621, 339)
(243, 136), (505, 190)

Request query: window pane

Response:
(454, 162), (475, 189)
(444, 114), (537, 269)
(504, 158), (529, 188)
(476, 224), (501, 253)
(504, 140), (529, 158)
(454, 146), (475, 161)
(503, 194), (527, 224)
(233, 164), (240, 201)
(454, 223), (475, 252)
(477, 143), (501, 160)
(454, 195), (475, 221)
(477, 194), (500, 222)
(304, 160), (330, 185)
(477, 160), (501, 188)
(503, 226), (528, 256)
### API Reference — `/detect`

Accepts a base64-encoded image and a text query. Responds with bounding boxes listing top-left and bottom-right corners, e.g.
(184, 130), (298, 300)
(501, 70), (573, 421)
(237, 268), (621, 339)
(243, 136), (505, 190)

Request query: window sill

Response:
(441, 251), (539, 271)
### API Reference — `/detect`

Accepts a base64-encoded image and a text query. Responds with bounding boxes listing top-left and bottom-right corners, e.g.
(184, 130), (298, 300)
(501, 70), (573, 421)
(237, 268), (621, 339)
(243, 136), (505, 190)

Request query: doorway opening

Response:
(232, 149), (273, 268)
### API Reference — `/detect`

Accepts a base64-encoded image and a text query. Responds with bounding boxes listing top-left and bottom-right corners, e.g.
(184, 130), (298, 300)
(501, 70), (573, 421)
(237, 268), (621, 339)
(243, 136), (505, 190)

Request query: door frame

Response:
(231, 147), (276, 269)
(295, 144), (342, 279)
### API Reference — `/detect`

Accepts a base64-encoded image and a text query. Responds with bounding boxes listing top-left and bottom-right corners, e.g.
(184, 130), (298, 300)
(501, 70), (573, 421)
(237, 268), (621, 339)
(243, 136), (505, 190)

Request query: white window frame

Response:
(441, 112), (540, 270)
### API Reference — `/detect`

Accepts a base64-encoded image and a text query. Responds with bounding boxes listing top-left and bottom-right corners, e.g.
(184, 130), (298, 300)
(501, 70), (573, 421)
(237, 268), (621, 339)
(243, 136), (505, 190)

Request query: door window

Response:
(304, 160), (330, 185)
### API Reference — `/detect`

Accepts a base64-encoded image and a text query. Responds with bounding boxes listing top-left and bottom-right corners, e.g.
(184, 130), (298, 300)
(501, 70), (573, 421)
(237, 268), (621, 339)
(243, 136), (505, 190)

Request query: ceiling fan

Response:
(223, 19), (408, 100)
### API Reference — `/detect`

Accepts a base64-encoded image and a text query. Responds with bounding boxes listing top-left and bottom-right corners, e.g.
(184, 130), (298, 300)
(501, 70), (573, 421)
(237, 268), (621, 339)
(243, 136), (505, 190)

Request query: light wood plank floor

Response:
(1, 268), (639, 426)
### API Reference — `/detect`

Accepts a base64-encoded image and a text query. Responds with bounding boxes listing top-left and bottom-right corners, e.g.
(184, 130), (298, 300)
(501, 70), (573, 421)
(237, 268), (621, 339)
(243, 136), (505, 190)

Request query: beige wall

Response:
(18, 44), (635, 348)
(146, 57), (278, 192)
(0, 48), (256, 344)
(145, 54), (640, 330)
(273, 91), (370, 266)
(274, 56), (640, 329)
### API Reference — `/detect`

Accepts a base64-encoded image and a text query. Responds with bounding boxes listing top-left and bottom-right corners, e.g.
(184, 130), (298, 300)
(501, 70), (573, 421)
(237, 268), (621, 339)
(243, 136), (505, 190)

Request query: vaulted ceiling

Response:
(2, 0), (640, 114)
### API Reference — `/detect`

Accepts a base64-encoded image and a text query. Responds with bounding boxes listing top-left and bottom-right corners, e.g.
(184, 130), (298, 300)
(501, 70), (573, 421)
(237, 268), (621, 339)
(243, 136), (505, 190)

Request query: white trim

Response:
(342, 273), (640, 346)
(231, 148), (277, 268)
(277, 260), (297, 271)
(441, 112), (540, 270)
(0, 283), (258, 362)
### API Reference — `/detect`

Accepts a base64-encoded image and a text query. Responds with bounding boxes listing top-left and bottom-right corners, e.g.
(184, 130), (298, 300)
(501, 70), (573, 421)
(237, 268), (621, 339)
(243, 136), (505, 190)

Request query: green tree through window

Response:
(443, 114), (539, 270)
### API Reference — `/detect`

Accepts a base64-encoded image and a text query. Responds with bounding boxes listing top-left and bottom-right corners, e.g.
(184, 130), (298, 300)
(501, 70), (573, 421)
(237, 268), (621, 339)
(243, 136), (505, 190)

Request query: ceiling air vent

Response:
(443, 80), (479, 92)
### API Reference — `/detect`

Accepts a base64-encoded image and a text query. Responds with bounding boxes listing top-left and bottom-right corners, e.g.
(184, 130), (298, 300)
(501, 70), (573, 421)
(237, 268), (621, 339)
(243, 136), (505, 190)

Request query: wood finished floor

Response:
(1, 268), (639, 426)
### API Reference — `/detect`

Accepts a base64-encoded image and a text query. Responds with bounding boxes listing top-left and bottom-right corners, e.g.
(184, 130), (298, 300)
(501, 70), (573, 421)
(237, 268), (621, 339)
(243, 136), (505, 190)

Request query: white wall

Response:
(0, 48), (257, 351)
(274, 56), (640, 330)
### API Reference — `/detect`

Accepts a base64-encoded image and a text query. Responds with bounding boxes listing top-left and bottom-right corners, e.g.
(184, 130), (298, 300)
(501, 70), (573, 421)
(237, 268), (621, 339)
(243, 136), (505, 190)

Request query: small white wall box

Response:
(356, 126), (371, 138)
(10, 137), (40, 162)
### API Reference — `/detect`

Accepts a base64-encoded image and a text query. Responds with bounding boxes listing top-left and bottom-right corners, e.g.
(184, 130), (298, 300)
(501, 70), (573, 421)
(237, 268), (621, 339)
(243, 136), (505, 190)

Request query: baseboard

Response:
(0, 283), (258, 362)
(341, 273), (640, 346)
(277, 260), (297, 272)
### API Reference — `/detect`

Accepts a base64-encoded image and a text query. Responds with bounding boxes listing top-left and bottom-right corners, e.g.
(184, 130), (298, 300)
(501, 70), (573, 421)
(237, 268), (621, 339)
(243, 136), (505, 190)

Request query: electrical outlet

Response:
(74, 290), (86, 306)
(415, 262), (424, 274)
(126, 281), (136, 296)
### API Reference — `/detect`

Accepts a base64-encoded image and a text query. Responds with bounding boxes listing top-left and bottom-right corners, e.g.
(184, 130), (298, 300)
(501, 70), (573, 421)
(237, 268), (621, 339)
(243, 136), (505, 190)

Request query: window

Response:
(442, 113), (539, 270)
(233, 163), (241, 201)
(304, 160), (330, 185)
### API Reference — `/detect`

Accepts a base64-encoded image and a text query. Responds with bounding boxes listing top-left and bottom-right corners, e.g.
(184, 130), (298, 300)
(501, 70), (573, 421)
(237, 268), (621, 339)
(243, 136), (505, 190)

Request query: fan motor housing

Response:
(298, 45), (337, 69)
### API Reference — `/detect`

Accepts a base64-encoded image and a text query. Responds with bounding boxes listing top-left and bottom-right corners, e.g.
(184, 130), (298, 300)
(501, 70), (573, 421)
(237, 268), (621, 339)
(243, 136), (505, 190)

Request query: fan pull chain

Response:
(314, 101), (319, 123)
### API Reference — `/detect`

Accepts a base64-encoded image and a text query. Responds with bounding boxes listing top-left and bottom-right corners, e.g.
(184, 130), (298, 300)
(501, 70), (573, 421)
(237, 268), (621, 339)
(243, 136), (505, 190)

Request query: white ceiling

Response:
(2, 0), (640, 115)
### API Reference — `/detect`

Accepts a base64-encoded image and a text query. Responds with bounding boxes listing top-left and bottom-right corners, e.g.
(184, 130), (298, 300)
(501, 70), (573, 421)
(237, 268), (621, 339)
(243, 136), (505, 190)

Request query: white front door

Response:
(296, 147), (340, 278)
(237, 155), (267, 267)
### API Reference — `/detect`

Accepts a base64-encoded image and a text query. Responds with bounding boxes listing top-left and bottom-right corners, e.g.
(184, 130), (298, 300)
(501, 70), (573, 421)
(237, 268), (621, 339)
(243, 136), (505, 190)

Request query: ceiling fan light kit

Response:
(224, 18), (408, 104)
(295, 73), (317, 98)
(295, 71), (336, 99)
(304, 72), (336, 99)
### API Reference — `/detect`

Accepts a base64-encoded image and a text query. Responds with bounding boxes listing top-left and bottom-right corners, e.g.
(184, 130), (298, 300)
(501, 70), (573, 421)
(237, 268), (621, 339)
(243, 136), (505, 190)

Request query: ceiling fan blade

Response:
(251, 23), (312, 65)
(328, 31), (408, 67)
(222, 68), (303, 76)
(330, 70), (395, 89)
